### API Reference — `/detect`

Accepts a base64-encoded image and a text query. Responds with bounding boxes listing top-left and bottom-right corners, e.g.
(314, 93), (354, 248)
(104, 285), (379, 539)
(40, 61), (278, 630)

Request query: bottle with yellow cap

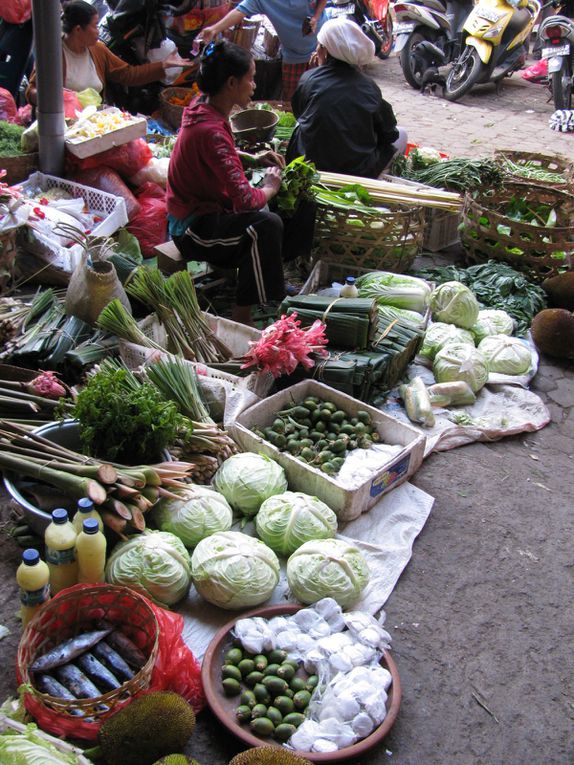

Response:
(45, 508), (78, 595)
(16, 549), (50, 628)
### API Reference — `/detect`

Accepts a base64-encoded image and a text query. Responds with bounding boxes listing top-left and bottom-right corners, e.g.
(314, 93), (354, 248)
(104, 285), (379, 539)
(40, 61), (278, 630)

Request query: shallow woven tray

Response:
(495, 150), (574, 188)
(0, 152), (39, 185)
(461, 181), (574, 282)
(18, 584), (159, 721)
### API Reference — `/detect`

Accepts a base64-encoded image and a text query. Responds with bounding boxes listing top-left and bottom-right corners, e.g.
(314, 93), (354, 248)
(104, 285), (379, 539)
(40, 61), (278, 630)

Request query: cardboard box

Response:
(65, 109), (147, 159)
(232, 380), (426, 522)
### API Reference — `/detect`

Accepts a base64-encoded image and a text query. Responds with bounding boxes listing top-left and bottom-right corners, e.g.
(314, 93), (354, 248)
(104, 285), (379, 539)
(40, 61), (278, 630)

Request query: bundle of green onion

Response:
(279, 295), (377, 350)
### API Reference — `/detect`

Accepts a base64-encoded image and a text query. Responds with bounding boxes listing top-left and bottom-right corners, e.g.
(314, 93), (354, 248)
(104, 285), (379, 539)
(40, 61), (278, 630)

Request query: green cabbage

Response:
(255, 491), (337, 556)
(0, 724), (80, 765)
(478, 335), (532, 375)
(471, 309), (515, 343)
(286, 538), (369, 608)
(429, 281), (480, 329)
(212, 452), (288, 518)
(105, 530), (192, 606)
(433, 342), (489, 393)
(355, 271), (431, 313)
(191, 531), (280, 609)
(419, 321), (475, 360)
(154, 484), (233, 548)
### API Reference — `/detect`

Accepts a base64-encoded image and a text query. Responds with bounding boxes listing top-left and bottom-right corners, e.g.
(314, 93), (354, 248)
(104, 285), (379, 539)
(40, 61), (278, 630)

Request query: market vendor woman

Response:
(26, 0), (193, 105)
(167, 40), (292, 326)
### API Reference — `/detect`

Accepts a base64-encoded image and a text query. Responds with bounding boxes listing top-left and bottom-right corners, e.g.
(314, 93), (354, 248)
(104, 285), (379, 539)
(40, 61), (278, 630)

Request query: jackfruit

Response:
(531, 308), (574, 360)
(152, 757), (202, 765)
(228, 747), (312, 765)
(98, 691), (196, 765)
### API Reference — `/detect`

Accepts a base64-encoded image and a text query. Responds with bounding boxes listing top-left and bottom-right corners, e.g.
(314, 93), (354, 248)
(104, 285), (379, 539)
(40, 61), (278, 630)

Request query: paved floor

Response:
(0, 51), (573, 765)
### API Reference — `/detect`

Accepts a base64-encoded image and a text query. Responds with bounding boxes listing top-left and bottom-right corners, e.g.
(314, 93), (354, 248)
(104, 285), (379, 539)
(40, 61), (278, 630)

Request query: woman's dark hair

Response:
(197, 40), (253, 95)
(62, 1), (98, 33)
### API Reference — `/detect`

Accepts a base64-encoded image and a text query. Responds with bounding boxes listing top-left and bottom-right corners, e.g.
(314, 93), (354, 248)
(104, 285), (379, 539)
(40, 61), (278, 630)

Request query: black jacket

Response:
(286, 58), (399, 178)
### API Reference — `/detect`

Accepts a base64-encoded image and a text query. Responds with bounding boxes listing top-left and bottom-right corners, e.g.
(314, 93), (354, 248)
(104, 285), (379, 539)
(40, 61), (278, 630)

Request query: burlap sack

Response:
(65, 254), (131, 325)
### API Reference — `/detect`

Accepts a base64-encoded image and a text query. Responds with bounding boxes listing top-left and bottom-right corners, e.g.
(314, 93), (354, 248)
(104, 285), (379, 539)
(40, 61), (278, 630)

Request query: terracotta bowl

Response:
(201, 603), (401, 762)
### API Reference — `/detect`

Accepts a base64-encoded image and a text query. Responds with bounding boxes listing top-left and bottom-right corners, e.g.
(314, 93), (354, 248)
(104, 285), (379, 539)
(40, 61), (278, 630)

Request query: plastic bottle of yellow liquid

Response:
(45, 508), (78, 595)
(340, 276), (359, 298)
(72, 497), (103, 534)
(76, 518), (107, 584)
(16, 549), (50, 628)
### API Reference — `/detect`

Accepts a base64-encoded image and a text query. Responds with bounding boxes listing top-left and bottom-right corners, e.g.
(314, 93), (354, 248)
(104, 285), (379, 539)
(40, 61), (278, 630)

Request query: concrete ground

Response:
(0, 52), (573, 765)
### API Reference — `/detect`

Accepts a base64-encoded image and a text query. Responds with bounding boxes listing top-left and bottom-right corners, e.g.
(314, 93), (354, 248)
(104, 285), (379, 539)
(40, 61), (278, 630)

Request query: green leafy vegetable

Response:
(255, 491), (337, 556)
(0, 120), (25, 157)
(274, 156), (318, 216)
(428, 281), (480, 329)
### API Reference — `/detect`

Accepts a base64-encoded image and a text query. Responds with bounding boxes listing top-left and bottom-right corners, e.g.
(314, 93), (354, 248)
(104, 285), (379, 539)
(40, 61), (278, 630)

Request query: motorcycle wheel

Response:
(444, 46), (483, 102)
(376, 14), (393, 59)
(552, 63), (573, 110)
(399, 30), (428, 89)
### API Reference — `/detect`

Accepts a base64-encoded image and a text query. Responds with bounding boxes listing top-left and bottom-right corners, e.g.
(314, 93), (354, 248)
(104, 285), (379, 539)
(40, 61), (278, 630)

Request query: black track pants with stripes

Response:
(173, 209), (285, 306)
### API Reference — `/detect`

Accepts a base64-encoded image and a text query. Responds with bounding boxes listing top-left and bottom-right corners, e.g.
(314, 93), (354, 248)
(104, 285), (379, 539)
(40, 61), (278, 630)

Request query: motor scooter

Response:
(444, 0), (541, 100)
(393, 0), (472, 89)
(538, 9), (574, 107)
(326, 0), (394, 58)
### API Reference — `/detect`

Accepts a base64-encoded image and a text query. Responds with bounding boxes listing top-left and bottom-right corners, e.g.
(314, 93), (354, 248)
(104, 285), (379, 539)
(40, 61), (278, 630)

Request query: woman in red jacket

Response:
(166, 40), (288, 325)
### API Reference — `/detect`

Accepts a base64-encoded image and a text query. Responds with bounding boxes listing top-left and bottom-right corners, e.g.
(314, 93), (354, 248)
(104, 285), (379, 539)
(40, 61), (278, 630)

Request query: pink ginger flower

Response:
(28, 371), (67, 399)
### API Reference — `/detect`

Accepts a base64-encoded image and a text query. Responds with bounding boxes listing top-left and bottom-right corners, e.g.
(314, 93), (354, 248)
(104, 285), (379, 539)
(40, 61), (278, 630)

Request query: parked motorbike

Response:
(538, 9), (574, 107)
(99, 0), (194, 113)
(393, 0), (473, 89)
(444, 0), (541, 101)
(326, 0), (394, 58)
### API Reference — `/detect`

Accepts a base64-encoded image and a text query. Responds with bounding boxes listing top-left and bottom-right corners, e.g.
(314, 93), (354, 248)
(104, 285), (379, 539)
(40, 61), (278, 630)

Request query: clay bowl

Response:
(230, 108), (278, 144)
(201, 603), (401, 762)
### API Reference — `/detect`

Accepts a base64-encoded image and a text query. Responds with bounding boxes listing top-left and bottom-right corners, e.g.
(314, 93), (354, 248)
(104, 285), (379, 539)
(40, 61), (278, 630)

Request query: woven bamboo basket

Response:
(18, 584), (159, 721)
(0, 228), (17, 294)
(312, 202), (425, 273)
(160, 87), (196, 130)
(461, 182), (574, 282)
(0, 152), (39, 185)
(495, 150), (574, 189)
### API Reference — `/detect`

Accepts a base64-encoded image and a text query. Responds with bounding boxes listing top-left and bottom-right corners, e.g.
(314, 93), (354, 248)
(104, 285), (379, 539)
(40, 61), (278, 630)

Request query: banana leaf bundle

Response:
(279, 295), (377, 350)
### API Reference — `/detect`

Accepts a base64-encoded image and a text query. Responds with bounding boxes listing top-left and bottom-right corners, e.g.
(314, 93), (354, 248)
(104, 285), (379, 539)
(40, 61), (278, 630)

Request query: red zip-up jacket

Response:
(166, 98), (267, 221)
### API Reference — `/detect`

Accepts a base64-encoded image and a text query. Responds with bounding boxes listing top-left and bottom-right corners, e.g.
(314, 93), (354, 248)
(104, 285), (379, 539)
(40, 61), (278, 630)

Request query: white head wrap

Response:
(317, 18), (375, 67)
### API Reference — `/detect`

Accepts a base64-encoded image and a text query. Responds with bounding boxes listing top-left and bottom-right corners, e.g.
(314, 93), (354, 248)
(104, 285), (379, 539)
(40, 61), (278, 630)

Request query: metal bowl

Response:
(3, 420), (82, 536)
(230, 108), (279, 144)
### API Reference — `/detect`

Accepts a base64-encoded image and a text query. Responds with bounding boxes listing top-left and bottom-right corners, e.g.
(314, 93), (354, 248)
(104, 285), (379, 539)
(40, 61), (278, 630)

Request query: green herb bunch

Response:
(0, 120), (25, 156)
(72, 366), (183, 464)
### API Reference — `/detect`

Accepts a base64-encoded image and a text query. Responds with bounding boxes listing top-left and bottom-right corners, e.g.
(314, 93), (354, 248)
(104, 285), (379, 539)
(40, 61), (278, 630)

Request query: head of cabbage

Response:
(191, 531), (280, 609)
(478, 335), (532, 375)
(255, 491), (338, 557)
(212, 452), (288, 517)
(471, 309), (515, 343)
(105, 530), (192, 607)
(154, 484), (233, 548)
(286, 538), (369, 608)
(433, 342), (489, 393)
(420, 321), (475, 361)
(429, 281), (480, 329)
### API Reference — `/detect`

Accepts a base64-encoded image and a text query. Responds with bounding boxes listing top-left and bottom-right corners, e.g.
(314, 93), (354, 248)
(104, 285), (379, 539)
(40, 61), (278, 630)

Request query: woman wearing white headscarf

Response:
(286, 17), (407, 178)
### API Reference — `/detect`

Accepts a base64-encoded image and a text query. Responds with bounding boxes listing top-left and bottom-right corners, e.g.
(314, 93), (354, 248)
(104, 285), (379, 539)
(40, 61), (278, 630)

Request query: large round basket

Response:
(1, 152), (39, 185)
(230, 108), (278, 144)
(495, 150), (574, 189)
(17, 584), (160, 722)
(312, 202), (425, 273)
(160, 87), (196, 130)
(461, 182), (574, 282)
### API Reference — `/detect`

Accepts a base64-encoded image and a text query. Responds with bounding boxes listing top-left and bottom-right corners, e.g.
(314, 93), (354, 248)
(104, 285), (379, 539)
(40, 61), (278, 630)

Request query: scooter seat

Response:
(501, 7), (531, 44)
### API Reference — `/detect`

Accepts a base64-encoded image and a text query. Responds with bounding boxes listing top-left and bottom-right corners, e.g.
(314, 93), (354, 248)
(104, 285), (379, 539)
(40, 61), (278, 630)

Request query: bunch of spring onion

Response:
(394, 156), (504, 192)
(98, 268), (233, 364)
(499, 156), (568, 186)
(0, 419), (197, 537)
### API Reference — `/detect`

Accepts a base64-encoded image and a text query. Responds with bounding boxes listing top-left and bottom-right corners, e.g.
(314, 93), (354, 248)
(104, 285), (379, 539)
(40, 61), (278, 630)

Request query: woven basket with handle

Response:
(18, 584), (159, 721)
(0, 152), (39, 185)
(160, 87), (196, 130)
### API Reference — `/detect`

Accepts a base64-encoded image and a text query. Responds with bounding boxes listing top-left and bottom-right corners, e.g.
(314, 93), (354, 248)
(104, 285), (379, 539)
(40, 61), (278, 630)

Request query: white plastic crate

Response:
(232, 380), (426, 521)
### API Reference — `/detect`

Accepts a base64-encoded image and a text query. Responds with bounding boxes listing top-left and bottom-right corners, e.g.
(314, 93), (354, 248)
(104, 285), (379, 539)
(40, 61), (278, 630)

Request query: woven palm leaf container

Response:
(0, 229), (17, 294)
(312, 201), (425, 273)
(0, 152), (39, 185)
(17, 584), (159, 721)
(495, 150), (574, 189)
(461, 182), (574, 282)
(160, 87), (196, 130)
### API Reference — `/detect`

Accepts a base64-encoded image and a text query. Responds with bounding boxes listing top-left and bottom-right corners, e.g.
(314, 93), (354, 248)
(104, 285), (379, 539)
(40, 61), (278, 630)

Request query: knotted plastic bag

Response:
(65, 254), (132, 325)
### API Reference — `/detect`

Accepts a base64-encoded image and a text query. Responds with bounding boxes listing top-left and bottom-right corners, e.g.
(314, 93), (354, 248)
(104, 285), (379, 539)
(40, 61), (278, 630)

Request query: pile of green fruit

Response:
(253, 396), (380, 476)
(221, 645), (317, 742)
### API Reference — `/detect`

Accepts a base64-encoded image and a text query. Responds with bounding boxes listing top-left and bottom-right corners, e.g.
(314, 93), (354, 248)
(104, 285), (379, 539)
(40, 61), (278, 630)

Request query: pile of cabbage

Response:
(113, 451), (370, 611)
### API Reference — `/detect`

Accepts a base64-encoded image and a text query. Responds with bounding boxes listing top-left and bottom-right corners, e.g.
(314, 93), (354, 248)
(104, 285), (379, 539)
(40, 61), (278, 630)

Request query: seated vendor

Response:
(166, 40), (297, 326)
(26, 0), (193, 105)
(286, 17), (407, 178)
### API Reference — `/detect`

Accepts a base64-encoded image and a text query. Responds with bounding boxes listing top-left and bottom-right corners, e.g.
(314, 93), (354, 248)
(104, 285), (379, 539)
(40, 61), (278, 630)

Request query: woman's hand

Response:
(200, 25), (217, 44)
(163, 54), (198, 70)
(255, 150), (286, 169)
(262, 166), (283, 198)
